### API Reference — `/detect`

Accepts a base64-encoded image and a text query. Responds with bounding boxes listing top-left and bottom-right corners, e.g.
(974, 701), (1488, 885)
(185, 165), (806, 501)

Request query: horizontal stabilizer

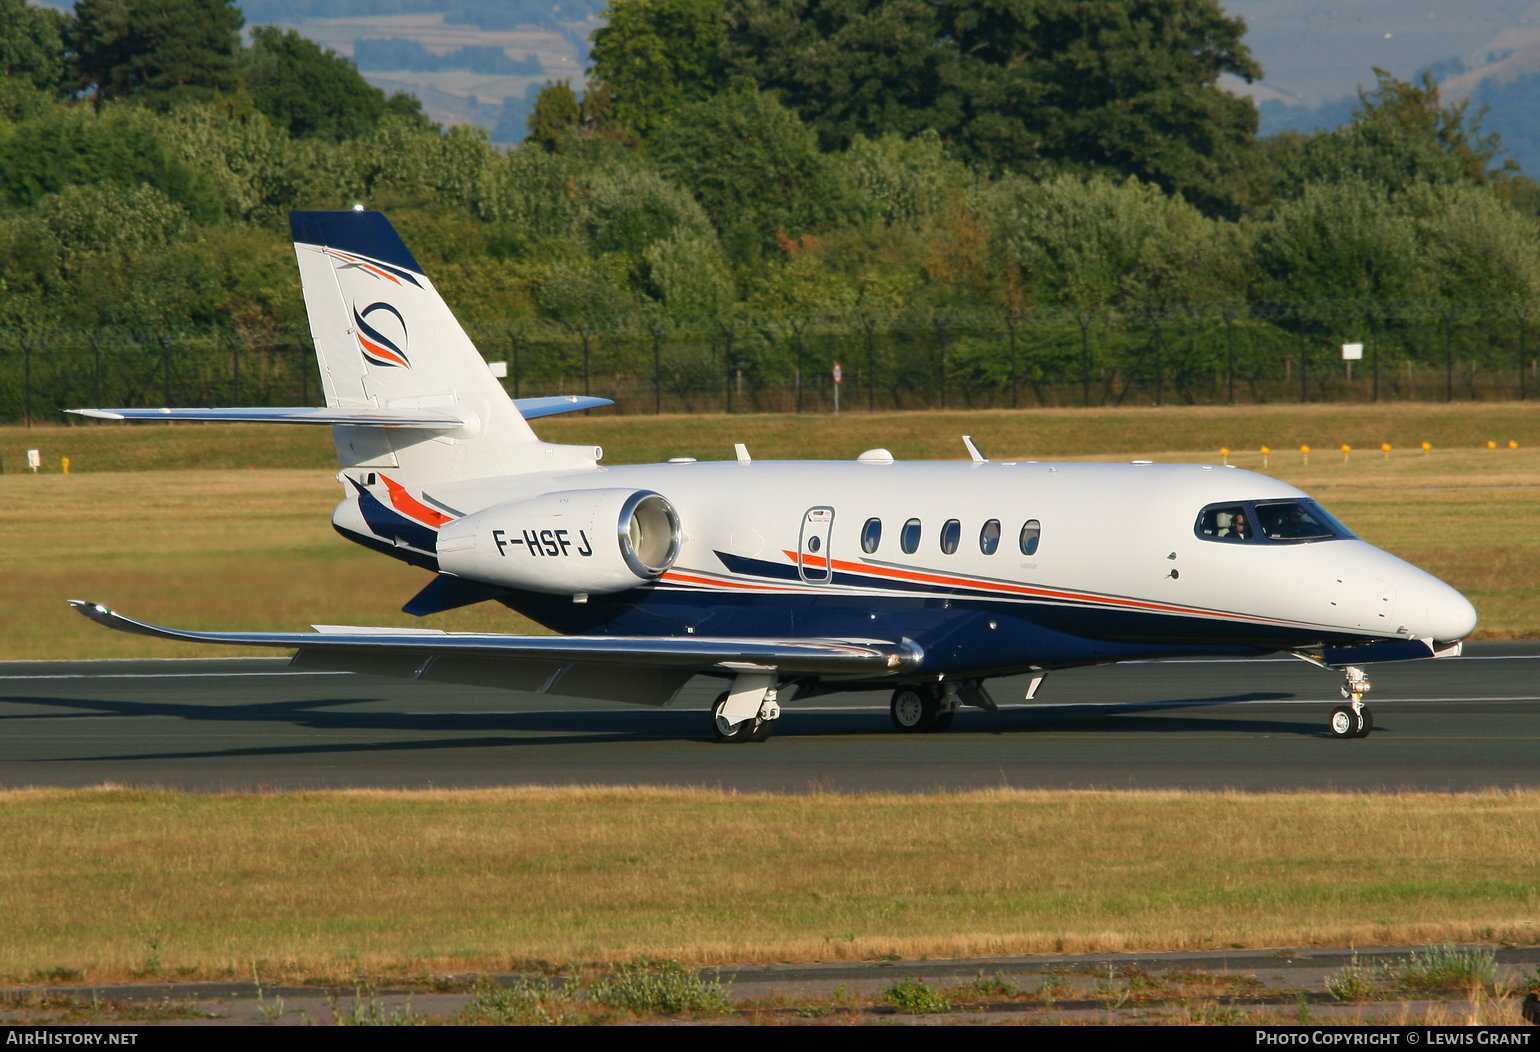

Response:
(66, 396), (609, 427)
(402, 574), (511, 616)
(67, 601), (925, 685)
(513, 395), (614, 419)
(66, 406), (467, 428)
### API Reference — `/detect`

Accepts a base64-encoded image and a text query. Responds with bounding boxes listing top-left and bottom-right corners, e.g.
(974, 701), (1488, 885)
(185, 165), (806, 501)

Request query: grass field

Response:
(1, 786), (1536, 983)
(3, 403), (1535, 657)
(2, 405), (1537, 995)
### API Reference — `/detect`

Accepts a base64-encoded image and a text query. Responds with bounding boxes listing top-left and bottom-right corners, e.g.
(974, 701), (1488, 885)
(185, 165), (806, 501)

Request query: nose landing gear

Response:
(1327, 666), (1373, 738)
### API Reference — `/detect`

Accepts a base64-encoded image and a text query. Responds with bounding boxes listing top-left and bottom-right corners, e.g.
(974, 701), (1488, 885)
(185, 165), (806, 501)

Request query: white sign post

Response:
(26, 449), (40, 474)
(832, 361), (842, 417)
(1341, 342), (1363, 383)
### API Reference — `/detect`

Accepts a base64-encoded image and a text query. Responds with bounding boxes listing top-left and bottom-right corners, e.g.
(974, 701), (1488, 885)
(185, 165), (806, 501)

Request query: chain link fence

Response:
(3, 302), (1535, 425)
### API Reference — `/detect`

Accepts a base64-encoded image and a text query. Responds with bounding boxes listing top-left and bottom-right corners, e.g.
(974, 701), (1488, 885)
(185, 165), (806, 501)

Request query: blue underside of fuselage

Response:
(496, 587), (1320, 677)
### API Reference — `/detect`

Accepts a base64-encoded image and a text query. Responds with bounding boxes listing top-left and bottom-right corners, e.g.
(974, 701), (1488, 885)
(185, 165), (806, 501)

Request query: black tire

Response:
(1354, 706), (1373, 738)
(1328, 705), (1358, 739)
(712, 692), (765, 743)
(891, 687), (939, 732)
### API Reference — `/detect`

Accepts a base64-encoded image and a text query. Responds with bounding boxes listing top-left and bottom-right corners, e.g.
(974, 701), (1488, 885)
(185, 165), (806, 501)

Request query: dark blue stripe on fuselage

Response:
(347, 478), (439, 557)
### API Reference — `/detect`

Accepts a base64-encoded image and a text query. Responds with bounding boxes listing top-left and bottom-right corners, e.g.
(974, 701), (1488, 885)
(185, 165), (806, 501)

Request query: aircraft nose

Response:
(1427, 587), (1478, 644)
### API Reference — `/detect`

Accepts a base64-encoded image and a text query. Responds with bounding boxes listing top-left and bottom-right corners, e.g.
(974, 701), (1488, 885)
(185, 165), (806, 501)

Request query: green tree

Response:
(650, 87), (863, 261)
(243, 25), (386, 140)
(0, 102), (223, 221)
(1354, 69), (1514, 186)
(68, 0), (244, 109)
(162, 100), (298, 221)
(589, 0), (728, 140)
(1404, 182), (1540, 397)
(720, 0), (1261, 214)
(0, 0), (68, 93)
(642, 229), (735, 313)
(1250, 70), (1531, 213)
(525, 80), (581, 151)
(988, 173), (1232, 401)
(531, 255), (635, 394)
(1249, 180), (1419, 308)
(839, 130), (968, 228)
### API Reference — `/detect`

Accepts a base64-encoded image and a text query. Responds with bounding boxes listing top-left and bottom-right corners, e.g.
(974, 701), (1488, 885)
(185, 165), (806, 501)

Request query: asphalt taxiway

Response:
(1, 641), (1537, 792)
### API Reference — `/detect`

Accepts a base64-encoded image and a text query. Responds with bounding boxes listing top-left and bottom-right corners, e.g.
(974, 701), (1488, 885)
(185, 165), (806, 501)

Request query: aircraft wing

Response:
(68, 601), (920, 706)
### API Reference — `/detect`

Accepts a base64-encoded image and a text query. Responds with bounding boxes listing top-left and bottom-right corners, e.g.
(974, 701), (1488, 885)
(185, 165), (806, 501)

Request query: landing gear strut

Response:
(1327, 666), (1373, 739)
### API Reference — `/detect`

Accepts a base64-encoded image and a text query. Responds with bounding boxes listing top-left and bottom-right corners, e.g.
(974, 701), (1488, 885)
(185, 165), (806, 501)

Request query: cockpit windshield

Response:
(1195, 500), (1354, 544)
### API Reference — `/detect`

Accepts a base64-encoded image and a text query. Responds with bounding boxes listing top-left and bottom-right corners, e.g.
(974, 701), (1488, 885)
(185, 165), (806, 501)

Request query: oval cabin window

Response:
(1019, 519), (1041, 556)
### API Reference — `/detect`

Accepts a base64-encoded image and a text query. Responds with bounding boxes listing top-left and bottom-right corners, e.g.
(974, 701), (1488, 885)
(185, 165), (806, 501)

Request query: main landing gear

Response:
(1327, 665), (1374, 739)
(710, 671), (781, 743)
(889, 683), (957, 733)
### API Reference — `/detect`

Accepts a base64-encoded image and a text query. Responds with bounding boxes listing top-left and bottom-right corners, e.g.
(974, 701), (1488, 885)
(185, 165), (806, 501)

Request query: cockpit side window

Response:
(1197, 505), (1253, 542)
(1196, 500), (1354, 544)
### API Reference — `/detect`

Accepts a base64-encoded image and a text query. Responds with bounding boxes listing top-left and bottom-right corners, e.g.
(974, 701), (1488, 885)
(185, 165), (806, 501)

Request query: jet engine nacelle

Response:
(435, 488), (681, 595)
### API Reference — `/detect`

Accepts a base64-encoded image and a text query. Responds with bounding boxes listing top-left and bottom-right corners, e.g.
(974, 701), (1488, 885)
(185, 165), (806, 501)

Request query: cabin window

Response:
(1019, 519), (1041, 556)
(861, 517), (882, 554)
(940, 519), (961, 554)
(901, 518), (922, 554)
(979, 519), (1001, 555)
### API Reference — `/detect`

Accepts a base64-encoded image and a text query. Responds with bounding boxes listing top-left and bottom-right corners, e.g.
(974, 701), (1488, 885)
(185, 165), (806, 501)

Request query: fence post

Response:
(1517, 309), (1528, 402)
(91, 330), (103, 408)
(22, 331), (32, 428)
(932, 315), (948, 410)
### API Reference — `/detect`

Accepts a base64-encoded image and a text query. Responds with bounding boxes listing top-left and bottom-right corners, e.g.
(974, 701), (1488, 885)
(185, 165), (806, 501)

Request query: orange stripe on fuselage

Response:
(780, 550), (1274, 624)
(380, 474), (452, 527)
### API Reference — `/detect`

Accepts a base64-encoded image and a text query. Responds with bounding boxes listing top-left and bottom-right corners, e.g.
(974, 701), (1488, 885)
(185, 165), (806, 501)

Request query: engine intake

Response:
(435, 488), (680, 595)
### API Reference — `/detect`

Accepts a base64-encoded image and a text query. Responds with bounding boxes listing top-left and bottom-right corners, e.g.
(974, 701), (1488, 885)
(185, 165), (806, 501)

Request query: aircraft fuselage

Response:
(334, 457), (1476, 682)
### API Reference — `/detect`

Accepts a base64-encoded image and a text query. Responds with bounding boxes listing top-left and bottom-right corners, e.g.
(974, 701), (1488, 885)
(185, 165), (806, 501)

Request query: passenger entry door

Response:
(798, 506), (834, 583)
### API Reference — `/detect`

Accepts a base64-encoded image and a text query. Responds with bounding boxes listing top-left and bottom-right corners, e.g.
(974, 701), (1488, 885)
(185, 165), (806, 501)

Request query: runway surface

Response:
(2, 641), (1537, 792)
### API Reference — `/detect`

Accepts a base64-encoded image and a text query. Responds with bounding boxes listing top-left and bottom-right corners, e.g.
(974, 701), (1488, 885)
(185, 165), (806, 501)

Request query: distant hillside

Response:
(241, 1), (600, 140)
(1229, 0), (1540, 176)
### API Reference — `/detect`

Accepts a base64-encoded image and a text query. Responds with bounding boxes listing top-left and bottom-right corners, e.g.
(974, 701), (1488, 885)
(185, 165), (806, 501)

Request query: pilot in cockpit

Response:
(1210, 508), (1252, 540)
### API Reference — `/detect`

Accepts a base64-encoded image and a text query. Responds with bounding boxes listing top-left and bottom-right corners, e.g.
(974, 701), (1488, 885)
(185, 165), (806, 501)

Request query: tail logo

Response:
(354, 301), (410, 369)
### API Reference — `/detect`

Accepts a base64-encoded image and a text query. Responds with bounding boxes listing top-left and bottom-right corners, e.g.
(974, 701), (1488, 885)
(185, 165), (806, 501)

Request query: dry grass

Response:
(0, 470), (545, 658)
(1, 786), (1536, 984)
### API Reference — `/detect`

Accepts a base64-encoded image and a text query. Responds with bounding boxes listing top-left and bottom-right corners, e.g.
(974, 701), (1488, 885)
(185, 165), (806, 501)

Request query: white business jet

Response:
(68, 210), (1477, 742)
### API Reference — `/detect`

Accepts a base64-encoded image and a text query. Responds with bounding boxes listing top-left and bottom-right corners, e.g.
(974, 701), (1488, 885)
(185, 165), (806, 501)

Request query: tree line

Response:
(2, 0), (1538, 425)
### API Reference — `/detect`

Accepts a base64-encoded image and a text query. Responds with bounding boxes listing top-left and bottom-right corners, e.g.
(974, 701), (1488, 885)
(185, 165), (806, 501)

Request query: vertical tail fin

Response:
(291, 209), (589, 484)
